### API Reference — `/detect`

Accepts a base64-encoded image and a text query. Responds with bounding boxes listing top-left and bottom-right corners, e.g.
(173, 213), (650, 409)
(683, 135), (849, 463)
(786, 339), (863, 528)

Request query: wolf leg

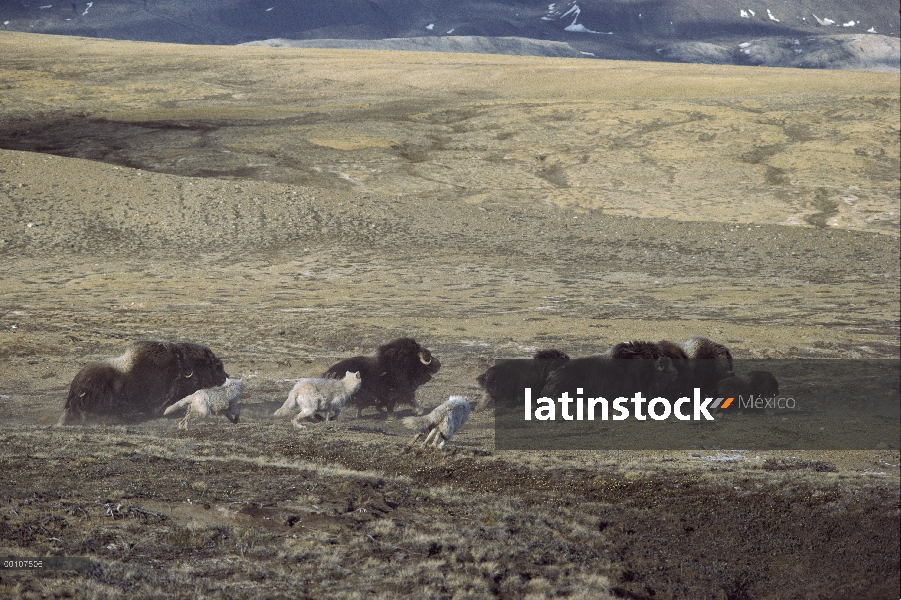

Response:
(291, 406), (317, 429)
(273, 395), (299, 418)
(179, 405), (201, 430)
(422, 428), (439, 447)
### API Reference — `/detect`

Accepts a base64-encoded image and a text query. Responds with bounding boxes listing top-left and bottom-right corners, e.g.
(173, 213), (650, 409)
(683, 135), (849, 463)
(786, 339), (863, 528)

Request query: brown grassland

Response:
(0, 32), (899, 598)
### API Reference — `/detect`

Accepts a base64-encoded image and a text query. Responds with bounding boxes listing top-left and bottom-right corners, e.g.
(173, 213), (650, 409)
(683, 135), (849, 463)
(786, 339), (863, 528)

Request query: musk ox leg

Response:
(57, 408), (87, 427)
(56, 408), (73, 427)
(376, 404), (399, 421)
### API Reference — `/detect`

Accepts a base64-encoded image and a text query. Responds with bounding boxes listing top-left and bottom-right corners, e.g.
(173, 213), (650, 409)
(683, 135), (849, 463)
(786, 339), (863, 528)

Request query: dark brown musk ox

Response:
(716, 370), (779, 414)
(540, 341), (678, 401)
(475, 349), (570, 411)
(658, 336), (735, 398)
(322, 337), (440, 418)
(58, 341), (229, 425)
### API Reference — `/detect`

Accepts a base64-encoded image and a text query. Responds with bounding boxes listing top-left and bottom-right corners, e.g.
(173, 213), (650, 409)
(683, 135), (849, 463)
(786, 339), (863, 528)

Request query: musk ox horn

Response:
(185, 371), (193, 378)
(419, 352), (432, 365)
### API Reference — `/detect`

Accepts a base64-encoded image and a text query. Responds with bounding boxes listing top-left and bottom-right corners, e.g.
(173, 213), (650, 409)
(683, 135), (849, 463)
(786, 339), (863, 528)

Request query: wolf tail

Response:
(401, 413), (437, 432)
(163, 396), (192, 416)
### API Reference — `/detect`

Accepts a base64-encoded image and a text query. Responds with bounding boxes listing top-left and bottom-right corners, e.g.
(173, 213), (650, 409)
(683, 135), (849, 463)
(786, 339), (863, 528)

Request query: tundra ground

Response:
(0, 33), (899, 598)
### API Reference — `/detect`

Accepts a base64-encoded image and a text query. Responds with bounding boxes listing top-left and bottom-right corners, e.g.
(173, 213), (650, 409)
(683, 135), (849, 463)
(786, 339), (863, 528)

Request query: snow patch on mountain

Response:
(545, 1), (611, 34)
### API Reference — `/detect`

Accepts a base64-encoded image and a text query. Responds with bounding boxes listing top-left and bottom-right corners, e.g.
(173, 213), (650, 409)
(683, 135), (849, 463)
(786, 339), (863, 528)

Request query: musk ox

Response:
(682, 335), (733, 368)
(403, 396), (472, 450)
(658, 336), (735, 398)
(475, 348), (570, 411)
(716, 371), (779, 413)
(163, 378), (243, 429)
(541, 341), (678, 401)
(657, 339), (689, 361)
(273, 371), (362, 429)
(323, 337), (440, 418)
(59, 341), (229, 425)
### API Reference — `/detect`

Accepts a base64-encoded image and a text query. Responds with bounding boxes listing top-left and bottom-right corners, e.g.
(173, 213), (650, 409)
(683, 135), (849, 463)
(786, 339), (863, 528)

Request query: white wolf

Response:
(402, 395), (471, 449)
(274, 371), (362, 429)
(163, 378), (243, 430)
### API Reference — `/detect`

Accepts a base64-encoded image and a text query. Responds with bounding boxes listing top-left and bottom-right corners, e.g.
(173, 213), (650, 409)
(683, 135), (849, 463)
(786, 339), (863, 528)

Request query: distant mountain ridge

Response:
(240, 36), (586, 58)
(241, 34), (900, 71)
(1, 0), (898, 70)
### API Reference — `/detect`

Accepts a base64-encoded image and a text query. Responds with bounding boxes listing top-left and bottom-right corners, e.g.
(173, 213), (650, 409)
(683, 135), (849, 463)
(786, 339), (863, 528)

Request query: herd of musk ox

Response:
(57, 335), (778, 448)
(479, 337), (778, 411)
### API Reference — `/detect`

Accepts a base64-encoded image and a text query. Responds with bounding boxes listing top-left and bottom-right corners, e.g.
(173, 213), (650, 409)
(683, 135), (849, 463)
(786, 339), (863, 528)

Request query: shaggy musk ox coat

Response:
(540, 341), (677, 401)
(59, 341), (229, 425)
(476, 349), (570, 410)
(658, 336), (735, 398)
(323, 337), (440, 417)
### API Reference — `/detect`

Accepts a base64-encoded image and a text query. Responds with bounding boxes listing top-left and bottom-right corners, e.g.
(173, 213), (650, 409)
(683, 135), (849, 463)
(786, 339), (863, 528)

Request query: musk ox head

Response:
(378, 337), (440, 387)
(476, 348), (570, 411)
(323, 337), (440, 417)
(717, 371), (780, 414)
(175, 342), (229, 391)
(59, 341), (228, 425)
(746, 370), (779, 397)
